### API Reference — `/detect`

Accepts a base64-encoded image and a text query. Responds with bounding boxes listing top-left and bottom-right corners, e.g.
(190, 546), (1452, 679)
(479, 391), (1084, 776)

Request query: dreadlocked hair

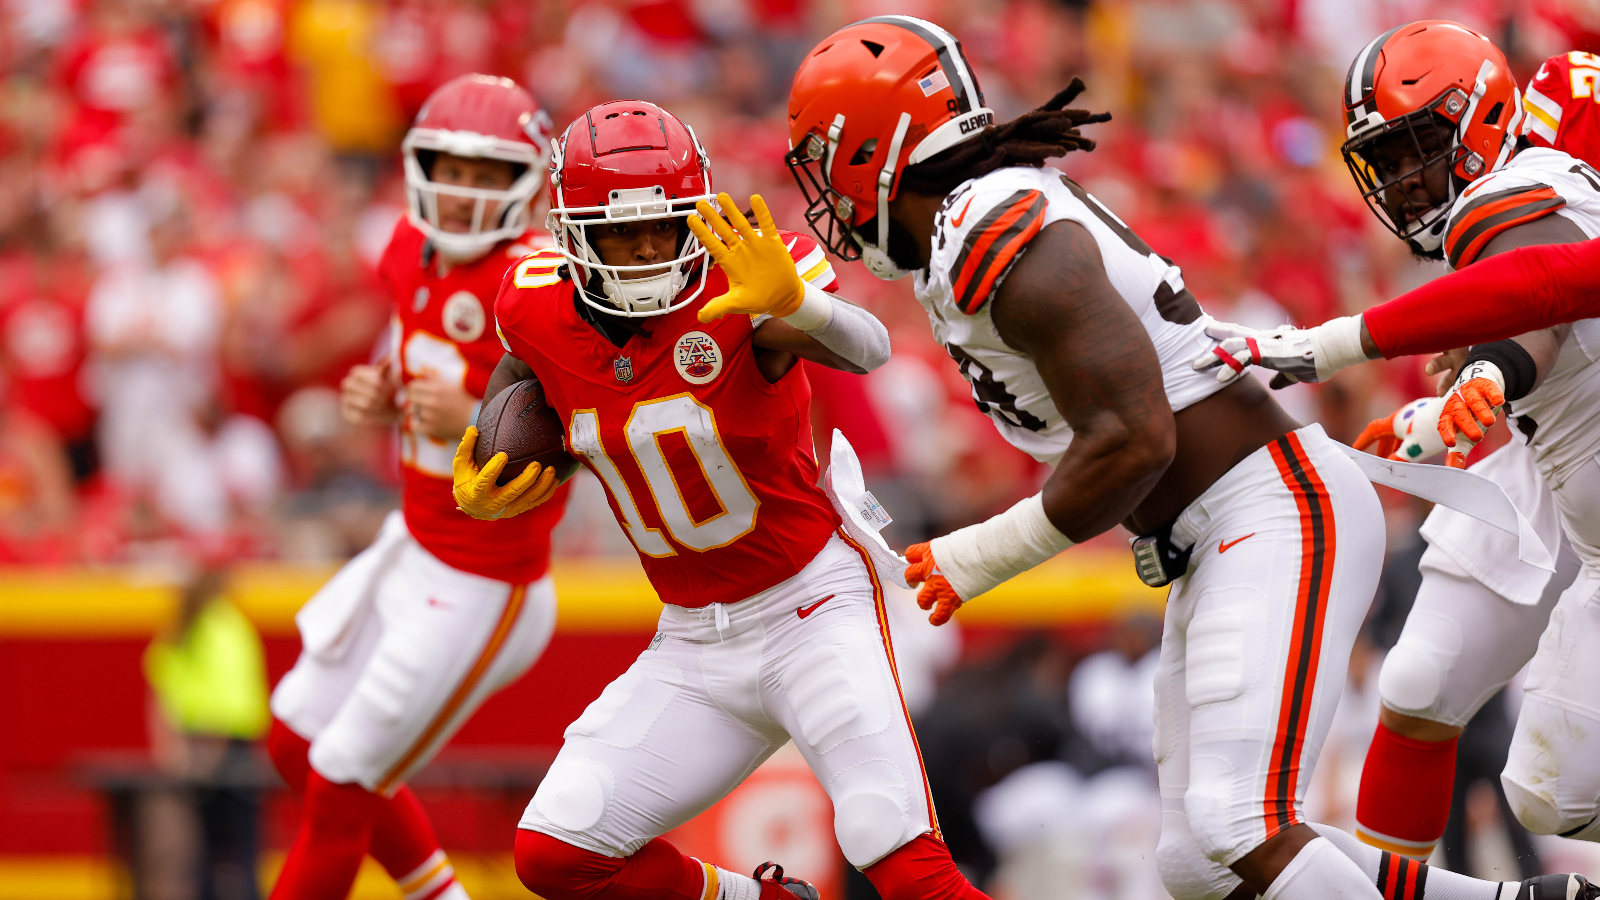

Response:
(897, 77), (1110, 198)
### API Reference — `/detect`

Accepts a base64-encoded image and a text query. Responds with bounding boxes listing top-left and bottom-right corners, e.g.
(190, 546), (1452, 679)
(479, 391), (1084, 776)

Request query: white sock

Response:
(1311, 823), (1517, 900)
(1264, 837), (1383, 899)
(699, 862), (761, 900)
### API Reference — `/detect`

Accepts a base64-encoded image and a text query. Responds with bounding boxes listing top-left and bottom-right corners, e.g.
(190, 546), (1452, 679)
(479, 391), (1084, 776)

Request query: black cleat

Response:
(1517, 874), (1600, 900)
(753, 861), (820, 900)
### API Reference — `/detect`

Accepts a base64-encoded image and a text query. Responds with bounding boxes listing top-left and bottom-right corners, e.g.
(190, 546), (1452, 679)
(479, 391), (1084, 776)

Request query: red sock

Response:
(1356, 721), (1457, 858)
(267, 718), (312, 795)
(270, 771), (384, 900)
(864, 833), (991, 900)
(514, 829), (709, 900)
(268, 719), (457, 897)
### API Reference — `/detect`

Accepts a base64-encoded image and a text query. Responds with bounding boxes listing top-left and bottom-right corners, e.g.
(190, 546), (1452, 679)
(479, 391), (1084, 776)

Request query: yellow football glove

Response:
(687, 193), (805, 323)
(451, 426), (558, 520)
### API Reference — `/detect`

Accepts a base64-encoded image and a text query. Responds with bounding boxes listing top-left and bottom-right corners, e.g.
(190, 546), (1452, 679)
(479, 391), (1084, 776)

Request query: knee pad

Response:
(1157, 800), (1243, 900)
(1183, 755), (1250, 866)
(1501, 772), (1566, 835)
(1378, 612), (1462, 717)
(531, 757), (616, 835)
(830, 760), (914, 868)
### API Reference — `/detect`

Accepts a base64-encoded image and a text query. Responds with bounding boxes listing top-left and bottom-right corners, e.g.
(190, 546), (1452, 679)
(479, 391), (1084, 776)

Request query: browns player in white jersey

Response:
(784, 15), (1597, 900)
(265, 75), (570, 900)
(1194, 25), (1600, 883)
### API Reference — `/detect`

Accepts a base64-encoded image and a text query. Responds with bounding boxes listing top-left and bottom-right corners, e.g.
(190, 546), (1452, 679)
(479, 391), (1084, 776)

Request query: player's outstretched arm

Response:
(1194, 234), (1600, 388)
(906, 220), (1176, 624)
(690, 193), (890, 375)
(1433, 216), (1582, 466)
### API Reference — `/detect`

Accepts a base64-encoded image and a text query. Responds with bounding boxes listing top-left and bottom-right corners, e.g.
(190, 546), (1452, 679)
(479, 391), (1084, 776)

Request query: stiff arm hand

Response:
(687, 193), (805, 322)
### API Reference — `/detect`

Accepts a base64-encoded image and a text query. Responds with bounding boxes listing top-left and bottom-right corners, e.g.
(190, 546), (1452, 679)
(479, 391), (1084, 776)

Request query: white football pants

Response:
(1153, 425), (1385, 900)
(518, 532), (937, 869)
(271, 511), (557, 793)
(1504, 453), (1600, 838)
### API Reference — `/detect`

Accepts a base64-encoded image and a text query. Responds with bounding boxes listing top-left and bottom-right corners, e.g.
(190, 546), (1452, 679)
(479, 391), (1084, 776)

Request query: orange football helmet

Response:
(786, 16), (994, 279)
(1341, 20), (1523, 254)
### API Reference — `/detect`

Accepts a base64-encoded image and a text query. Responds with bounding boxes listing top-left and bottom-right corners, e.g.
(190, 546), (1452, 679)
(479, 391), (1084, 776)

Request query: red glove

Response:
(1438, 377), (1504, 469)
(904, 542), (964, 626)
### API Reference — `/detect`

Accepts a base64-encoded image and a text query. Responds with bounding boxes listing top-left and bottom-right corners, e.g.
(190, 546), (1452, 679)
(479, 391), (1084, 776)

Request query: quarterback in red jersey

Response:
(451, 99), (988, 900)
(265, 74), (569, 900)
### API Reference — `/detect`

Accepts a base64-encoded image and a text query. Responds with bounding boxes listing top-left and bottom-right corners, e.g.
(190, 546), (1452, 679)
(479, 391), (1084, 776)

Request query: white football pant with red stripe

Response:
(518, 532), (938, 869)
(271, 510), (558, 793)
(1152, 425), (1385, 899)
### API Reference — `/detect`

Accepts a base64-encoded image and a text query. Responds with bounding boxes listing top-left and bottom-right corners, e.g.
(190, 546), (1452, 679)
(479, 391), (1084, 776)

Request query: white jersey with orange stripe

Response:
(1444, 147), (1600, 488)
(912, 165), (1225, 466)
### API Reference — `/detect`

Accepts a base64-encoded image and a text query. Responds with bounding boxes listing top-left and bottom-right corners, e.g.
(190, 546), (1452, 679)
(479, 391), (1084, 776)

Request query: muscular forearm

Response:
(1364, 239), (1600, 358)
(1042, 422), (1172, 541)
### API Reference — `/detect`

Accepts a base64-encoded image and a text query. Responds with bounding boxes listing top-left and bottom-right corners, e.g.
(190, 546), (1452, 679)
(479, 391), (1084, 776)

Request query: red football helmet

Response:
(786, 16), (994, 280)
(402, 74), (554, 259)
(547, 100), (716, 317)
(1341, 21), (1523, 254)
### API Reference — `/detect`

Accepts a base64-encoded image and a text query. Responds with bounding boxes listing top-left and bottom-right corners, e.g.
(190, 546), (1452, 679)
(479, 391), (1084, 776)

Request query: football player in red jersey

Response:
(265, 74), (571, 900)
(451, 99), (990, 900)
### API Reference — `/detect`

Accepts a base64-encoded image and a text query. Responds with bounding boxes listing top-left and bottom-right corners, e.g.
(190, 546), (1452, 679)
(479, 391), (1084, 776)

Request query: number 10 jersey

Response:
(493, 244), (844, 608)
(913, 165), (1226, 466)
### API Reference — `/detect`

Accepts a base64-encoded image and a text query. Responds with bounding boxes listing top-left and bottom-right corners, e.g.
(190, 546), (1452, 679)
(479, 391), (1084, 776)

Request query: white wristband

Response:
(1308, 315), (1370, 381)
(1453, 359), (1505, 394)
(928, 494), (1075, 601)
(779, 279), (833, 332)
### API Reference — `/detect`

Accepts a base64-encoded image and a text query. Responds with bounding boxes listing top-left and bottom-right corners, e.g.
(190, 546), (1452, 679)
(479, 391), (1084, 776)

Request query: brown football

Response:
(473, 379), (581, 487)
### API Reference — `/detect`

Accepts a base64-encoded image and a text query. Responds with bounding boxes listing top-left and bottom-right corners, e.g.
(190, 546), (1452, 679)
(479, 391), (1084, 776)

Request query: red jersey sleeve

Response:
(1522, 52), (1600, 167)
(783, 231), (840, 293)
(1364, 238), (1600, 357)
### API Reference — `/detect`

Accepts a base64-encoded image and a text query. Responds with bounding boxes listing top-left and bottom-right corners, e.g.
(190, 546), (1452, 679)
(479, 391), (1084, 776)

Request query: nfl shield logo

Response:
(613, 356), (634, 383)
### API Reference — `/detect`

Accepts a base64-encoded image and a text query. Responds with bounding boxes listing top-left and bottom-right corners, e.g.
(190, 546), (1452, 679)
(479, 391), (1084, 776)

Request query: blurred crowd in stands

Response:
(0, 0), (1589, 566)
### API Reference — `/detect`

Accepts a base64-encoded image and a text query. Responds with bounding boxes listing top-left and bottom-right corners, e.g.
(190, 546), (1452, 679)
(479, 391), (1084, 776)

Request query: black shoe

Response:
(753, 861), (820, 900)
(1518, 874), (1600, 900)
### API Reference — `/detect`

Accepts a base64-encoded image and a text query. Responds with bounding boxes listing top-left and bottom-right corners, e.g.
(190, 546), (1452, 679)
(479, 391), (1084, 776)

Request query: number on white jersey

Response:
(570, 395), (760, 556)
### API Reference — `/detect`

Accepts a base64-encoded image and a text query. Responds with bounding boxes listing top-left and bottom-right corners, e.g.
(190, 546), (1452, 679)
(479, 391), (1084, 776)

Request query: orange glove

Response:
(1438, 372), (1504, 469)
(905, 542), (964, 626)
(1353, 413), (1400, 460)
(1354, 396), (1449, 462)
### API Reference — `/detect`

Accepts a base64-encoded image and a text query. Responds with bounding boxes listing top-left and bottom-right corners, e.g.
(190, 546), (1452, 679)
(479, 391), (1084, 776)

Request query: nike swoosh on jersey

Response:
(951, 196), (975, 228)
(796, 594), (836, 619)
(1218, 534), (1255, 553)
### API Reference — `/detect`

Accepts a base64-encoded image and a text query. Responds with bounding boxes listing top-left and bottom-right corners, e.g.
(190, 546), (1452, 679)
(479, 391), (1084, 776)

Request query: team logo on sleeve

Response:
(674, 331), (722, 385)
(442, 291), (485, 342)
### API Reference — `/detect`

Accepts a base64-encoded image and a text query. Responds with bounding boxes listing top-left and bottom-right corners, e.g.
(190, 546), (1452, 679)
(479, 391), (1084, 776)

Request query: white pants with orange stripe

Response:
(518, 532), (937, 869)
(270, 511), (557, 794)
(1152, 425), (1385, 899)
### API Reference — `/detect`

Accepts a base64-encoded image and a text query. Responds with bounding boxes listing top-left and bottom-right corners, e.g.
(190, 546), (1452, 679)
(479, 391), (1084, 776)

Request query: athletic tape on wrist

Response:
(1309, 316), (1369, 381)
(928, 494), (1075, 601)
(779, 279), (833, 332)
